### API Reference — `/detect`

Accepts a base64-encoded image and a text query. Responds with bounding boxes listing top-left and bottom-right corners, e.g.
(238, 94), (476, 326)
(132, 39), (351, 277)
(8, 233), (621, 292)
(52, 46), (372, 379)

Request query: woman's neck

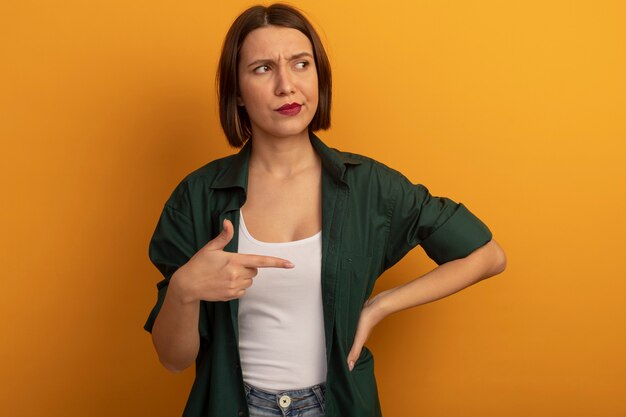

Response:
(248, 131), (319, 178)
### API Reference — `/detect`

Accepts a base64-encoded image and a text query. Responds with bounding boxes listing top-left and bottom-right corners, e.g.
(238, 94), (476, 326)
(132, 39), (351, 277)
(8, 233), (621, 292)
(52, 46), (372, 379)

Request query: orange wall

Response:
(2, 1), (625, 416)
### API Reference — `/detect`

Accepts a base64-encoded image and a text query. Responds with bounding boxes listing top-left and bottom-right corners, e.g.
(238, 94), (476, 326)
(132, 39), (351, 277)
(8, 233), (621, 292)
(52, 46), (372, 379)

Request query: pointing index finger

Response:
(236, 253), (295, 269)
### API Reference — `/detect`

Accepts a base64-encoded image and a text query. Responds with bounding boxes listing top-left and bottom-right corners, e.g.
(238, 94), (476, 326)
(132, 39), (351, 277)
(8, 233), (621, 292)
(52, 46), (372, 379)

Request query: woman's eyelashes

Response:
(294, 60), (310, 70)
(253, 60), (310, 74)
(253, 64), (270, 74)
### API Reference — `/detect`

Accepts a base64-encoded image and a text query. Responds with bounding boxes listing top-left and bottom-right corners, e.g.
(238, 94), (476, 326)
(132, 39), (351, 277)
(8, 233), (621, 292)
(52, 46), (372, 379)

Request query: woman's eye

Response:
(295, 61), (309, 69)
(254, 65), (270, 74)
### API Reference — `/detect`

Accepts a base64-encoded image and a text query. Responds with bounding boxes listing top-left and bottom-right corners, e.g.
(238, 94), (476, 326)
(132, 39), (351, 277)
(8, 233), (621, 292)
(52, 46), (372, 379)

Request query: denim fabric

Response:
(244, 382), (325, 417)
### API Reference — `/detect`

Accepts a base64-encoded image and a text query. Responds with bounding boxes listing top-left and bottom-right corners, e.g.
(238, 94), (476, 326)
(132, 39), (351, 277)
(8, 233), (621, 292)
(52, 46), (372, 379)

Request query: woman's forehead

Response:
(239, 26), (313, 61)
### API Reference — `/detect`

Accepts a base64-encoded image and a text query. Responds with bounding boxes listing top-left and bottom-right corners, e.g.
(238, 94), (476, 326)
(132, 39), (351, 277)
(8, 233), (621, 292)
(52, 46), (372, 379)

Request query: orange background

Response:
(2, 1), (625, 416)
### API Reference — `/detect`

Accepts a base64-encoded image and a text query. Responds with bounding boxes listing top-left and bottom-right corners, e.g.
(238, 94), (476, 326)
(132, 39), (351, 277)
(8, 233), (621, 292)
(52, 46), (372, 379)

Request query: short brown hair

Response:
(216, 3), (332, 147)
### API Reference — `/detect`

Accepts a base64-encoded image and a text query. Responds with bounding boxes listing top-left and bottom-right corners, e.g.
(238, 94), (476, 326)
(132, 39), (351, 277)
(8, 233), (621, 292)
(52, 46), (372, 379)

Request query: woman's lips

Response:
(276, 103), (302, 116)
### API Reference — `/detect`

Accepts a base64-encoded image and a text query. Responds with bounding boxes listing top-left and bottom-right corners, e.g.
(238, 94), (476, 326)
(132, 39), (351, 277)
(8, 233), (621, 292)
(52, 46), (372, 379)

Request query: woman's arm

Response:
(346, 239), (507, 371)
(151, 220), (294, 373)
(151, 277), (202, 373)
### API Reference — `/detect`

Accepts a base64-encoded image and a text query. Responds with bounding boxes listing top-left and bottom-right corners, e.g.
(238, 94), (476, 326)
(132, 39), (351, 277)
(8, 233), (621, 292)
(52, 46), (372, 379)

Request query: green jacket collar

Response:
(210, 131), (361, 191)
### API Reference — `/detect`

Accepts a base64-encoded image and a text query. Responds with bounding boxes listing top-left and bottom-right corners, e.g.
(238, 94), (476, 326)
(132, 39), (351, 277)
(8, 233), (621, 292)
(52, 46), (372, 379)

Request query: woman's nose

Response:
(275, 66), (295, 96)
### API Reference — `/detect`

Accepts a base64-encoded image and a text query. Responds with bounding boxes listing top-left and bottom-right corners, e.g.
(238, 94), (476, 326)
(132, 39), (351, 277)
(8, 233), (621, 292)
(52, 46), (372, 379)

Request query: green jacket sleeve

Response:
(144, 185), (196, 333)
(385, 174), (493, 268)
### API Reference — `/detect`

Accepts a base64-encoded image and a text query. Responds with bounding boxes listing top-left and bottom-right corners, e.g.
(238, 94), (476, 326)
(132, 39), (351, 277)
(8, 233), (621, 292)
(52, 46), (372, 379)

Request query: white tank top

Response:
(237, 210), (326, 391)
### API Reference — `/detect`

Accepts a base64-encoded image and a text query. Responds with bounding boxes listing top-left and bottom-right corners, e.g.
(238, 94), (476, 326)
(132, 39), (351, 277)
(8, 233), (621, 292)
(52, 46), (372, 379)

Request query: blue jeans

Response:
(244, 382), (326, 417)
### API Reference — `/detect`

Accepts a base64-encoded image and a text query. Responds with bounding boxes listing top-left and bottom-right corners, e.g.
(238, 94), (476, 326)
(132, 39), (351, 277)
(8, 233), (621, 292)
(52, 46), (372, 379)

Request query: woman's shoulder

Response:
(162, 152), (245, 211)
(312, 133), (409, 181)
(331, 147), (409, 181)
(181, 153), (241, 183)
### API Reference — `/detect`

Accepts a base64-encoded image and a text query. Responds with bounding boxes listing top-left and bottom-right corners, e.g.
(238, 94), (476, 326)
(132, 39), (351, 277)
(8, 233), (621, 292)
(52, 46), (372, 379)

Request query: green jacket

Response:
(145, 132), (493, 416)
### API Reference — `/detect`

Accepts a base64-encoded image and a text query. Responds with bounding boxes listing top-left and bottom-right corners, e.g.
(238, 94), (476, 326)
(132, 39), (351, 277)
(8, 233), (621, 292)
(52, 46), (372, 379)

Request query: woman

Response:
(145, 4), (506, 417)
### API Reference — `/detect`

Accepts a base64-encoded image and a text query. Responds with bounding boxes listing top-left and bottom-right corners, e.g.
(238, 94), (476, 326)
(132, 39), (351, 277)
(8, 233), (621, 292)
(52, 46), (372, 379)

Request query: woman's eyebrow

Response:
(246, 52), (313, 68)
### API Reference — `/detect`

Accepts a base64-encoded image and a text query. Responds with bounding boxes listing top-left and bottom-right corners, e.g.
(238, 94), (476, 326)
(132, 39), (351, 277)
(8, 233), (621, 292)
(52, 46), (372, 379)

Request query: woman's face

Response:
(237, 25), (319, 142)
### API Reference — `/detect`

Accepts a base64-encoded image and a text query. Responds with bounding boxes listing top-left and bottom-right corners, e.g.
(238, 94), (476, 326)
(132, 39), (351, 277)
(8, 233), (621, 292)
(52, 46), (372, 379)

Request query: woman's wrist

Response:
(367, 289), (395, 322)
(169, 267), (198, 305)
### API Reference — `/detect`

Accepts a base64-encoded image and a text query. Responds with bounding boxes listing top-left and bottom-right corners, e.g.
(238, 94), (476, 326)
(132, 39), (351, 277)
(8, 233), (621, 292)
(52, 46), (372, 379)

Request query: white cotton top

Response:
(237, 210), (326, 391)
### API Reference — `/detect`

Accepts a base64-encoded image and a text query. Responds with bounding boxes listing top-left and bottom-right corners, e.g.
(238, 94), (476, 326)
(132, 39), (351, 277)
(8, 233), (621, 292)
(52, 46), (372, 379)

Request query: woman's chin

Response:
(252, 125), (312, 141)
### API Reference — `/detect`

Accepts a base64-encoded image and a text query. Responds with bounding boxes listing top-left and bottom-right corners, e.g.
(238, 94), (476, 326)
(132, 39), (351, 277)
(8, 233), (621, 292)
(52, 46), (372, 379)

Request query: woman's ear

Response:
(237, 96), (244, 107)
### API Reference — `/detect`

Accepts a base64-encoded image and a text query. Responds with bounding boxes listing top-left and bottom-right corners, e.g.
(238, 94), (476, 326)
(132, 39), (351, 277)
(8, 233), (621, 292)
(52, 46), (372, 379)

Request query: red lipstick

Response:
(276, 103), (302, 116)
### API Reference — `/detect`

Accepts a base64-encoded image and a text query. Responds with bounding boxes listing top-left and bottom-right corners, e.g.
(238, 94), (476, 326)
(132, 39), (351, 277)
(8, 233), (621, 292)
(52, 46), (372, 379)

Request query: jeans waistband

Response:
(244, 381), (326, 413)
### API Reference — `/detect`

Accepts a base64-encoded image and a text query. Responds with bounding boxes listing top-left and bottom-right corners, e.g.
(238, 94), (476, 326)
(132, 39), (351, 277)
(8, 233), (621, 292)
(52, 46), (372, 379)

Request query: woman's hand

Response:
(346, 291), (391, 371)
(345, 239), (506, 371)
(169, 219), (294, 304)
(153, 219), (293, 373)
